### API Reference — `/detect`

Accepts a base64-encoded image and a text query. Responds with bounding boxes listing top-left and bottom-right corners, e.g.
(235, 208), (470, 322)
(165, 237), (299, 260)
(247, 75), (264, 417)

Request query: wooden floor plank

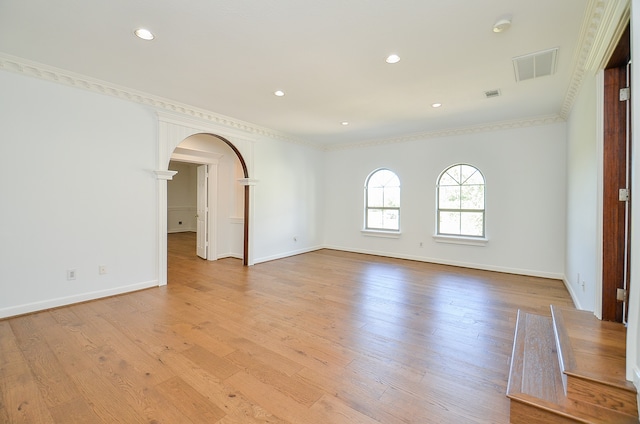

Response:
(0, 232), (578, 423)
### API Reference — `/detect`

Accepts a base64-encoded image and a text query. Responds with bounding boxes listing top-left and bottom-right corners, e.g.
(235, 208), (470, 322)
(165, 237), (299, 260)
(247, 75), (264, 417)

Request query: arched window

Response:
(437, 164), (485, 237)
(365, 169), (400, 231)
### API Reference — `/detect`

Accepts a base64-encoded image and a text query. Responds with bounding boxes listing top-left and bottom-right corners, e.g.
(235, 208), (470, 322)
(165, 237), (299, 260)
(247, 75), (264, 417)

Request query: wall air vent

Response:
(484, 89), (501, 99)
(512, 48), (558, 82)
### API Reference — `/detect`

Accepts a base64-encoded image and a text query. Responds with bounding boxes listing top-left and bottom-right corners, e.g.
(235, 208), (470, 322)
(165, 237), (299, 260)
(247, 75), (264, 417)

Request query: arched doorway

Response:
(168, 133), (248, 263)
(155, 112), (257, 285)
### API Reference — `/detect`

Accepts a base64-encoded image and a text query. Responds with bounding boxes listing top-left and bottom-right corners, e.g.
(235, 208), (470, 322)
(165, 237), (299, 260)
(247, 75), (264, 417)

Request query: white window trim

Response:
(433, 234), (488, 246)
(436, 164), (486, 239)
(364, 168), (401, 232)
(362, 229), (402, 239)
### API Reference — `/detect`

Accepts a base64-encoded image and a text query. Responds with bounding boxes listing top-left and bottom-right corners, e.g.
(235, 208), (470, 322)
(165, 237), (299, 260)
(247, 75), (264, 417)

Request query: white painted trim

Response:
(253, 244), (564, 281)
(0, 280), (159, 319)
(217, 253), (244, 260)
(633, 367), (640, 415)
(157, 177), (170, 285)
(0, 52), (307, 147)
(595, 69), (605, 319)
(324, 115), (565, 151)
(361, 229), (401, 239)
(560, 0), (629, 118)
(238, 178), (259, 186)
(169, 150), (221, 262)
(154, 170), (178, 180)
(208, 161), (219, 261)
(254, 246), (324, 264)
(171, 147), (223, 164)
(433, 235), (489, 246)
(322, 245), (564, 280)
(158, 114), (257, 273)
(628, 0), (640, 383)
(563, 276), (585, 311)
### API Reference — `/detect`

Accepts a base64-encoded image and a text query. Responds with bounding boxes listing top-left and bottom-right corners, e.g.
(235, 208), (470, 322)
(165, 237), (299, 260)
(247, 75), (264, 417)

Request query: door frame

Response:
(170, 152), (223, 262)
(155, 112), (257, 286)
(602, 63), (631, 322)
(196, 164), (209, 260)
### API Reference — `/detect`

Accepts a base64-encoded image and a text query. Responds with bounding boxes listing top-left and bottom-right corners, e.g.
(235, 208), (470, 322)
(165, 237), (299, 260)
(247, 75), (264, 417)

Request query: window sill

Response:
(361, 229), (401, 239)
(433, 234), (488, 246)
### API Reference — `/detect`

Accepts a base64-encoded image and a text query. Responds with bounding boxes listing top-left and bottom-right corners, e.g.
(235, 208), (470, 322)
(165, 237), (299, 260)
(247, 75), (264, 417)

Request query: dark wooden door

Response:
(602, 25), (631, 323)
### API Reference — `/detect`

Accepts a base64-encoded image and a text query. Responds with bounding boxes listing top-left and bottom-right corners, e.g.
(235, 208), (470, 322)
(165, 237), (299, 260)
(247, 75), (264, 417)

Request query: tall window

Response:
(365, 169), (400, 231)
(437, 164), (485, 237)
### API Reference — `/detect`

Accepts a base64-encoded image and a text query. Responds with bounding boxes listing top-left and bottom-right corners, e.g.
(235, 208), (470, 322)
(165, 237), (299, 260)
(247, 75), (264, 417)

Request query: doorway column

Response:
(239, 178), (258, 266)
(154, 169), (178, 285)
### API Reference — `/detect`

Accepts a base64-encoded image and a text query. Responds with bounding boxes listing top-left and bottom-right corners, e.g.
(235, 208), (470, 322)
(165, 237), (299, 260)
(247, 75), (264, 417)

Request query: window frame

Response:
(363, 168), (401, 233)
(436, 163), (486, 239)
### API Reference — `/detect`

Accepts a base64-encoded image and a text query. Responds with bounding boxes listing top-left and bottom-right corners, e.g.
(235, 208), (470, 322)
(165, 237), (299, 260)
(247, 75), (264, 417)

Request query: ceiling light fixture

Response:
(274, 90), (285, 97)
(432, 103), (442, 108)
(493, 17), (512, 33)
(341, 121), (349, 126)
(385, 54), (401, 64)
(134, 28), (155, 40)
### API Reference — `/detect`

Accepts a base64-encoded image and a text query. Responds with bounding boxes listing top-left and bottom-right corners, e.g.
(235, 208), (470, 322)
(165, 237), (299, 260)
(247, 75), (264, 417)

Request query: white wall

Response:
(252, 138), (325, 263)
(565, 71), (599, 311)
(0, 71), (158, 318)
(0, 68), (327, 317)
(167, 161), (197, 232)
(323, 123), (567, 278)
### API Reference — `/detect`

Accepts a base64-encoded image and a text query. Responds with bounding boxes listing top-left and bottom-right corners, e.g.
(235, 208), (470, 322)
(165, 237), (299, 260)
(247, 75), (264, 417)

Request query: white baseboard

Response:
(322, 245), (564, 280)
(634, 367), (640, 417)
(168, 228), (196, 233)
(216, 252), (243, 260)
(0, 280), (159, 319)
(254, 246), (323, 264)
(562, 276), (584, 311)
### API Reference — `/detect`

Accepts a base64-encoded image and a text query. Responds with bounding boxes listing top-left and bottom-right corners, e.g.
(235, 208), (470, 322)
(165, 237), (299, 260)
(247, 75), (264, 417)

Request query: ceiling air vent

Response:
(512, 48), (558, 82)
(484, 89), (501, 99)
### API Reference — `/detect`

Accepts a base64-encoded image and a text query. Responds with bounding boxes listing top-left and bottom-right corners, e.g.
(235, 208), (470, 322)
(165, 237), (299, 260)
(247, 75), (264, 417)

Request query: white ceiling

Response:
(0, 0), (592, 146)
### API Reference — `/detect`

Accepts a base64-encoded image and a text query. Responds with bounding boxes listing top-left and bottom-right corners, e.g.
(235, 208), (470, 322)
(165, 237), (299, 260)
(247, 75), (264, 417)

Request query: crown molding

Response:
(1, 0), (621, 156)
(0, 52), (316, 148)
(323, 115), (565, 151)
(560, 0), (629, 119)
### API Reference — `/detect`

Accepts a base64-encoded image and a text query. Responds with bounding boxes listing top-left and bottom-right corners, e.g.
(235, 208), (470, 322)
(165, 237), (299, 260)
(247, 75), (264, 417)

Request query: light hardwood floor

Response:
(0, 232), (575, 423)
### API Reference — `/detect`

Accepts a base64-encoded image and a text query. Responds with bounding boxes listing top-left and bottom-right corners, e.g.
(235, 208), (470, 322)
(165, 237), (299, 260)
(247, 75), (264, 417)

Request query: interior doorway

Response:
(602, 23), (631, 323)
(167, 133), (248, 264)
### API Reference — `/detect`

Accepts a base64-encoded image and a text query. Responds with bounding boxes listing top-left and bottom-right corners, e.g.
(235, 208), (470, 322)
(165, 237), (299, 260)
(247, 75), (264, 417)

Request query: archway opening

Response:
(167, 133), (249, 266)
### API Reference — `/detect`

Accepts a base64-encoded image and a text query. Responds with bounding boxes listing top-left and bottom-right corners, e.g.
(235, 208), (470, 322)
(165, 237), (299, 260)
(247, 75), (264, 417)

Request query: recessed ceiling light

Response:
(493, 17), (512, 33)
(134, 28), (155, 40)
(432, 103), (442, 108)
(385, 54), (401, 64)
(341, 121), (349, 126)
(274, 90), (285, 97)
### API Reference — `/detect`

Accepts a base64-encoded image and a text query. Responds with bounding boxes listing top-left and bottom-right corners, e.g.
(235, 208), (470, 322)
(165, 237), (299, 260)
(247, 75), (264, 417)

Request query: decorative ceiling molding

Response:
(560, 0), (629, 119)
(0, 0), (622, 155)
(0, 52), (314, 148)
(323, 115), (565, 151)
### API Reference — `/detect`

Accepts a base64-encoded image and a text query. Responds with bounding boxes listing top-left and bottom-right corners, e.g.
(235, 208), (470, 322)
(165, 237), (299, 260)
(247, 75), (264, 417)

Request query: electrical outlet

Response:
(99, 265), (107, 275)
(67, 269), (77, 280)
